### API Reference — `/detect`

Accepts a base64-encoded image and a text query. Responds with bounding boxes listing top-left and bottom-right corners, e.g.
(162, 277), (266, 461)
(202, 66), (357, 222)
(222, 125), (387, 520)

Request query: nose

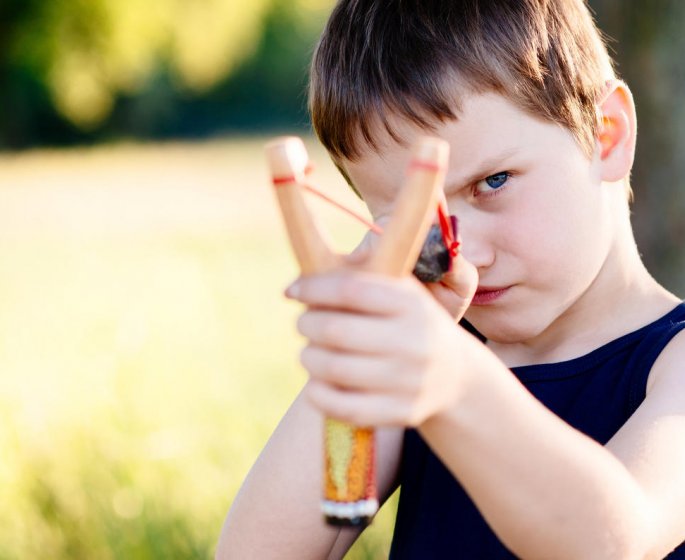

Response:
(456, 212), (496, 271)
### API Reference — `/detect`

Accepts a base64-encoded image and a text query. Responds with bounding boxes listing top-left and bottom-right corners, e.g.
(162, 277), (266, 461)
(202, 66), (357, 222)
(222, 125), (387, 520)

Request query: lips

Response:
(471, 286), (510, 305)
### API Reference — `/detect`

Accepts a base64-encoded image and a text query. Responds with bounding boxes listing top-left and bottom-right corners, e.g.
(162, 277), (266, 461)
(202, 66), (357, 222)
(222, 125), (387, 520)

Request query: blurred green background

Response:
(0, 1), (683, 558)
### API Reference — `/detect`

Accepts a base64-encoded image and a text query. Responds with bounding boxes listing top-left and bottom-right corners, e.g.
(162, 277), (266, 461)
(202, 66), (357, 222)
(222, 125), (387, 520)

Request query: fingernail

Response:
(285, 281), (301, 299)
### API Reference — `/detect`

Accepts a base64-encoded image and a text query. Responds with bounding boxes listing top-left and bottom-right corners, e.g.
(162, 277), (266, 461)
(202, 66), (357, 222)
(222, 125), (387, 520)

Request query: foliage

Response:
(0, 0), (333, 148)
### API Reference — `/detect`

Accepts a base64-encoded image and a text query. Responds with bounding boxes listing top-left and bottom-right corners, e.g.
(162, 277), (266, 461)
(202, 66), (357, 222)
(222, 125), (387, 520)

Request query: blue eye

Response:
(486, 172), (508, 188)
(475, 171), (510, 195)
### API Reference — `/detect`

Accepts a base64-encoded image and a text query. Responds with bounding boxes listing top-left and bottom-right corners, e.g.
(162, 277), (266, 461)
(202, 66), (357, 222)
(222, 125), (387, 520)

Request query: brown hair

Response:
(309, 0), (615, 166)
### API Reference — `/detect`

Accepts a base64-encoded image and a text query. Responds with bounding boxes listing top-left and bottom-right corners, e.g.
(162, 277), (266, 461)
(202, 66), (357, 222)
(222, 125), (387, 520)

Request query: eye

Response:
(474, 171), (511, 195)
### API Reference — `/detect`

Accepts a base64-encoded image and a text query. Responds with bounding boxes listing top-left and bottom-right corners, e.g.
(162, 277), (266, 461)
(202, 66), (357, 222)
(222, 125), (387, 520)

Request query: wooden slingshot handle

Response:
(265, 135), (449, 526)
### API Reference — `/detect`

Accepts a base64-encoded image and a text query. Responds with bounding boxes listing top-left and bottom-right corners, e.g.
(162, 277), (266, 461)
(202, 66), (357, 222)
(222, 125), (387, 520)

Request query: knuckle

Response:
(386, 359), (417, 391)
(296, 313), (311, 337)
(323, 394), (350, 422)
(405, 402), (425, 427)
(400, 372), (423, 395)
(303, 379), (320, 403)
(324, 355), (346, 381)
(404, 336), (430, 365)
(335, 403), (359, 424)
(305, 379), (329, 410)
(299, 344), (316, 370)
(321, 316), (345, 346)
(337, 277), (360, 307)
(301, 346), (347, 384)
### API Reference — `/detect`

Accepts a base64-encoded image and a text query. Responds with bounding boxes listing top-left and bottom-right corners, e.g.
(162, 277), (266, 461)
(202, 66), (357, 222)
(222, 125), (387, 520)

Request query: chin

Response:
(465, 307), (549, 344)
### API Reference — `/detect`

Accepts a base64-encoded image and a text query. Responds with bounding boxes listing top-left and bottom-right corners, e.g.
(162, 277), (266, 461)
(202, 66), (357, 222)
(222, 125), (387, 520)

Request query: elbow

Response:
(597, 541), (661, 560)
(566, 519), (661, 560)
(527, 536), (652, 560)
(511, 513), (660, 560)
(600, 507), (667, 560)
(595, 539), (652, 560)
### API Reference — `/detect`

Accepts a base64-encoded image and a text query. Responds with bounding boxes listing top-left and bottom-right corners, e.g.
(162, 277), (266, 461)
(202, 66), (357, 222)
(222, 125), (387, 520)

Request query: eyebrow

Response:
(444, 147), (521, 193)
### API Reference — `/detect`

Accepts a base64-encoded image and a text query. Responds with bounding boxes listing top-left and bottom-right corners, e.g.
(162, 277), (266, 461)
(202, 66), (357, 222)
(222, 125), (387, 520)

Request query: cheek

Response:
(502, 191), (598, 285)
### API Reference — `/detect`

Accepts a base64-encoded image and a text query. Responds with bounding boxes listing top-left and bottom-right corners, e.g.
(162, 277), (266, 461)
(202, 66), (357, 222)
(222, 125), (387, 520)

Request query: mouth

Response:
(471, 286), (511, 306)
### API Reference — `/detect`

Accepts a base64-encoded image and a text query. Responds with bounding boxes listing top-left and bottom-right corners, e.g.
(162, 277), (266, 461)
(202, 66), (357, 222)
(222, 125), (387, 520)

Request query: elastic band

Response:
(271, 162), (383, 235)
(272, 160), (456, 250)
(302, 183), (383, 235)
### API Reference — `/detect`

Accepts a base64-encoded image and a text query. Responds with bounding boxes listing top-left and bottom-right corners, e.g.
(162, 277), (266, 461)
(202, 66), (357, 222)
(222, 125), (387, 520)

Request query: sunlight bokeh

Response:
(0, 139), (395, 558)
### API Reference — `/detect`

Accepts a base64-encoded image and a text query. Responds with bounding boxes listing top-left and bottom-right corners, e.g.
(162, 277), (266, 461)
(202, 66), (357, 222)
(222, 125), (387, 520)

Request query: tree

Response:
(590, 0), (685, 292)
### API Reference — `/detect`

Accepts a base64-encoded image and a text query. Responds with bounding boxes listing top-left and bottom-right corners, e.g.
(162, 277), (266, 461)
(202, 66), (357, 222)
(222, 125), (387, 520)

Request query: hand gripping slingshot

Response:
(265, 135), (451, 526)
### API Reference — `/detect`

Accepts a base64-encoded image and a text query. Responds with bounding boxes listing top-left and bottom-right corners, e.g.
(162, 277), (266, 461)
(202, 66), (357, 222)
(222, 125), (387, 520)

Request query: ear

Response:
(596, 81), (637, 182)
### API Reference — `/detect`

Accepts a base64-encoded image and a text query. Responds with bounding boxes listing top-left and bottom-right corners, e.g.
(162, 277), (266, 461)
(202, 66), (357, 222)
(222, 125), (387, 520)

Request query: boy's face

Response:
(343, 92), (615, 344)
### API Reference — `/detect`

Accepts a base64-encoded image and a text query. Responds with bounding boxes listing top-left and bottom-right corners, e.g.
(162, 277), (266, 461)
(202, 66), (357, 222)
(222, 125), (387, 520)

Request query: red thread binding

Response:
(408, 160), (444, 173)
(272, 164), (316, 186)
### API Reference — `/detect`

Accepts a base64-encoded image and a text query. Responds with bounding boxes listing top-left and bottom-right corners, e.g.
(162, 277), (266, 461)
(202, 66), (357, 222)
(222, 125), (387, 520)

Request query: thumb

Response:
(440, 252), (478, 302)
(424, 251), (478, 322)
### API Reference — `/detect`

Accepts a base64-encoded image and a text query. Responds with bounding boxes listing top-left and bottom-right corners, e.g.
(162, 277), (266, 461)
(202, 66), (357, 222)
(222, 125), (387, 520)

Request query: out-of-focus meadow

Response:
(0, 139), (398, 559)
(1, 0), (684, 558)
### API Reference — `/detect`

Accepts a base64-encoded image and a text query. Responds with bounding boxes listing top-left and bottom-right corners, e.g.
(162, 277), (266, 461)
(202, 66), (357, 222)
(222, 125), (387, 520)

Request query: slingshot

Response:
(265, 135), (450, 526)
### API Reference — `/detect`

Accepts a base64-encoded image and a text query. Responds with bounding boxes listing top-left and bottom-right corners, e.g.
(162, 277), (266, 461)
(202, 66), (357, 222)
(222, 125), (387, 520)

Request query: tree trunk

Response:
(590, 0), (685, 294)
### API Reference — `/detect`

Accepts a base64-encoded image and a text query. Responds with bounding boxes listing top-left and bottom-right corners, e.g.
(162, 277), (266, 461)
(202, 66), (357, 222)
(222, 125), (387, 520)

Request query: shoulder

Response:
(646, 326), (685, 395)
(608, 325), (685, 560)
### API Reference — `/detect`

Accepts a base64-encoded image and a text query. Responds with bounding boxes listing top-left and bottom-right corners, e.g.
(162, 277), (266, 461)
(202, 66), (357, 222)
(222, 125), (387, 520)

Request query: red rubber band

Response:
(271, 161), (383, 235)
(302, 183), (383, 235)
(437, 203), (459, 261)
(271, 159), (457, 255)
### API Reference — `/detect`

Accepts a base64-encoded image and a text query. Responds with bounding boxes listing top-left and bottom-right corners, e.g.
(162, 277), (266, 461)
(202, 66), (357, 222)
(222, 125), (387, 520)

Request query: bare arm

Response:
(216, 384), (403, 560)
(283, 256), (685, 558)
(420, 330), (685, 560)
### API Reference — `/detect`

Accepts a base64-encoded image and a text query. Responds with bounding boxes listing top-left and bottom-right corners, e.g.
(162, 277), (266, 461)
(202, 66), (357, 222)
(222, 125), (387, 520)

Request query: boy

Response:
(218, 1), (685, 558)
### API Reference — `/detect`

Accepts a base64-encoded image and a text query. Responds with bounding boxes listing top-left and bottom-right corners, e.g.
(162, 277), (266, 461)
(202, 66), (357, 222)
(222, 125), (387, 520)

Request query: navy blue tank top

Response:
(390, 302), (685, 559)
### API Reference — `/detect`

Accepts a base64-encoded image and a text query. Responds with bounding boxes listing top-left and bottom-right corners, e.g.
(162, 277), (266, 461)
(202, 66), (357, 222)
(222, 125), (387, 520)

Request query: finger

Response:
(305, 379), (417, 427)
(424, 282), (467, 321)
(296, 310), (408, 354)
(300, 345), (418, 394)
(286, 270), (413, 315)
(435, 252), (479, 300)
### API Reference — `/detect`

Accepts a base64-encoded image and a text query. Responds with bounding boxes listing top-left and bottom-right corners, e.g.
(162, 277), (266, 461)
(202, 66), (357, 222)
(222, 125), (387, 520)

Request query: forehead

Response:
(341, 92), (582, 212)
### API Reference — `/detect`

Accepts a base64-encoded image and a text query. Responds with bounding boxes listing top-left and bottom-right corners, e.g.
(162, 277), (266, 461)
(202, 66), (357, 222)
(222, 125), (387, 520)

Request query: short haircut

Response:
(309, 0), (616, 165)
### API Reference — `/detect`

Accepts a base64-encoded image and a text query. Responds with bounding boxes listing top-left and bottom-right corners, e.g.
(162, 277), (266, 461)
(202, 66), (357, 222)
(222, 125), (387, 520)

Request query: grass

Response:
(0, 138), (397, 559)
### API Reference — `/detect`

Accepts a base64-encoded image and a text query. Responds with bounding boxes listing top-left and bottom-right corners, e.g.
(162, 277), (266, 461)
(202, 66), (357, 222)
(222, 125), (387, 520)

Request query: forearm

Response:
(217, 385), (403, 559)
(419, 344), (657, 560)
(216, 389), (341, 559)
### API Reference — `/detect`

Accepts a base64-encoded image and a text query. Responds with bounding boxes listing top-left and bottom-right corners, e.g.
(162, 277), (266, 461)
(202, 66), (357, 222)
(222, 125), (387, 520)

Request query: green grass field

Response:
(0, 139), (397, 559)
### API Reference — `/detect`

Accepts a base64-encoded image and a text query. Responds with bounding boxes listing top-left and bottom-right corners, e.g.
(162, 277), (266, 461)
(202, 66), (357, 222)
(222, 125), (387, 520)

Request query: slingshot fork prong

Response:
(367, 137), (449, 277)
(265, 136), (339, 274)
